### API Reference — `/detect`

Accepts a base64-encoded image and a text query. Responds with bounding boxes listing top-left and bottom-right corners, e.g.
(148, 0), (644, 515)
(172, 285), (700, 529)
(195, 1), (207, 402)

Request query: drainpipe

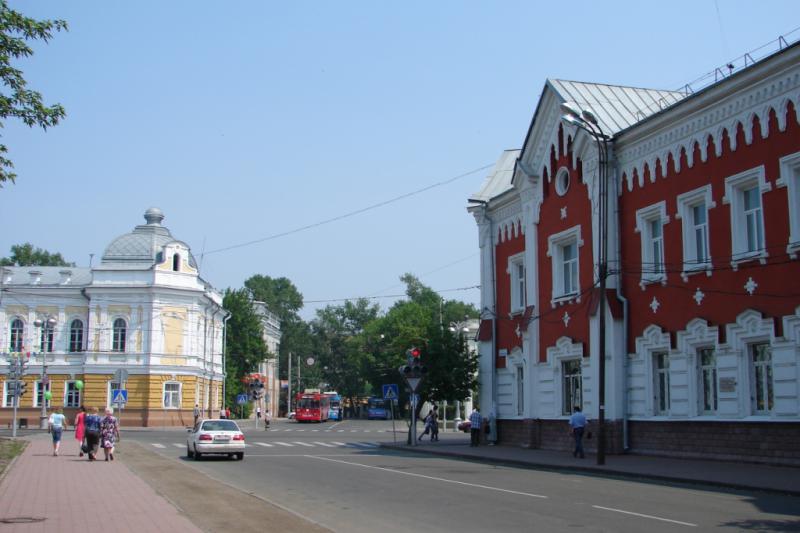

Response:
(612, 160), (630, 451)
(221, 310), (231, 409)
(80, 288), (91, 362)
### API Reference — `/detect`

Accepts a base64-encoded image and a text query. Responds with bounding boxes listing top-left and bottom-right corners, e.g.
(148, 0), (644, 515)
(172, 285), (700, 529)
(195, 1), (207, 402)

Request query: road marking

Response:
(309, 456), (547, 499)
(292, 441), (315, 447)
(296, 429), (305, 432)
(283, 429), (293, 432)
(312, 429), (319, 432)
(172, 443), (184, 448)
(275, 442), (294, 447)
(328, 422), (343, 429)
(337, 430), (345, 433)
(331, 441), (347, 446)
(255, 442), (274, 447)
(592, 506), (698, 527)
(324, 430), (331, 432)
(313, 442), (336, 447)
(349, 442), (378, 448)
(152, 443), (166, 448)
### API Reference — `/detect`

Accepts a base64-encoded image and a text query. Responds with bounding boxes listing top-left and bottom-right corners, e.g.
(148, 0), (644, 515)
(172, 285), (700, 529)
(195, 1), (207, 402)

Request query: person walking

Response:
(83, 407), (102, 461)
(220, 406), (227, 419)
(418, 409), (433, 441)
(256, 406), (262, 421)
(264, 411), (271, 430)
(193, 403), (201, 426)
(569, 405), (587, 459)
(225, 407), (231, 419)
(469, 407), (482, 447)
(48, 407), (68, 456)
(74, 405), (86, 457)
(101, 407), (120, 461)
(430, 406), (439, 442)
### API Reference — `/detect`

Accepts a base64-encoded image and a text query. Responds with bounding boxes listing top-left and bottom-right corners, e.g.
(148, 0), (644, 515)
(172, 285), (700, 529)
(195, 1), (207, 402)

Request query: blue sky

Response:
(1, 1), (798, 319)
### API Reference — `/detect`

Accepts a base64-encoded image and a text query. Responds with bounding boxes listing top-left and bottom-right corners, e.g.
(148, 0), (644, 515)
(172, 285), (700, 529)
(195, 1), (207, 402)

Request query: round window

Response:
(555, 167), (570, 196)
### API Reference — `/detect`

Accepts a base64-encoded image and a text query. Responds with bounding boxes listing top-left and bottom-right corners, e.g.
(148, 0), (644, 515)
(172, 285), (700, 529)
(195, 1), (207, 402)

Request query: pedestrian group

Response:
(48, 405), (120, 461)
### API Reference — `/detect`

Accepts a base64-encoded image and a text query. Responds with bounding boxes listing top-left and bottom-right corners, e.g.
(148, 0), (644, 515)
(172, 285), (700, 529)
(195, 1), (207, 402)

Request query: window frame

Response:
(64, 380), (81, 408)
(675, 185), (714, 277)
(3, 381), (14, 408)
(69, 318), (85, 353)
(698, 347), (718, 415)
(39, 322), (55, 353)
(112, 318), (127, 352)
(750, 342), (773, 415)
(635, 201), (669, 285)
(777, 151), (800, 254)
(163, 381), (182, 409)
(547, 225), (583, 304)
(723, 166), (771, 266)
(653, 351), (671, 415)
(34, 380), (51, 408)
(561, 359), (582, 416)
(9, 318), (24, 352)
(515, 365), (524, 416)
(508, 252), (526, 314)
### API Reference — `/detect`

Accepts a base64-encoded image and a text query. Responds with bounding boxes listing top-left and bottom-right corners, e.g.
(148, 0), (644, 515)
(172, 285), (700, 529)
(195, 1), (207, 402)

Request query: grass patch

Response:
(0, 438), (27, 478)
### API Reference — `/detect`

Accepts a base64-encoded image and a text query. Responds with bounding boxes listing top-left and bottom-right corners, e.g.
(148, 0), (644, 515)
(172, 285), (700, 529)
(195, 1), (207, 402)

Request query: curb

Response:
(0, 438), (29, 487)
(378, 443), (800, 497)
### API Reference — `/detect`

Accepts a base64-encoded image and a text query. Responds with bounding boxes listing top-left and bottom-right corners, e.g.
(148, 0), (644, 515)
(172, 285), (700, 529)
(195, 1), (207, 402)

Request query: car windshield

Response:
(201, 420), (239, 432)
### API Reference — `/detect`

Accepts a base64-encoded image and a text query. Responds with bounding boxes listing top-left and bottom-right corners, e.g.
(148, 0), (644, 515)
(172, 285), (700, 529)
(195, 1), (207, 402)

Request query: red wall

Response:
(494, 224), (524, 369)
(620, 107), (800, 351)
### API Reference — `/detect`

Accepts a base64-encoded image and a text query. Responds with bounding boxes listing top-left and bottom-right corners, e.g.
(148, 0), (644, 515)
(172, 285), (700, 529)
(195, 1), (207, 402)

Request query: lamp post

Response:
(561, 102), (610, 465)
(34, 317), (57, 430)
(448, 318), (471, 431)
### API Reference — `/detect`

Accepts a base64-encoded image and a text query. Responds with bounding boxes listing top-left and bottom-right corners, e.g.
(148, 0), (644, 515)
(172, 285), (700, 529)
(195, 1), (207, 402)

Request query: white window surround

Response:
(64, 380), (81, 408)
(724, 309), (775, 418)
(722, 165), (771, 267)
(163, 381), (182, 409)
(635, 201), (669, 286)
(34, 381), (51, 408)
(675, 318), (720, 417)
(507, 252), (526, 314)
(776, 151), (800, 255)
(675, 185), (715, 279)
(2, 381), (13, 408)
(547, 225), (583, 305)
(634, 324), (672, 417)
(547, 336), (586, 417)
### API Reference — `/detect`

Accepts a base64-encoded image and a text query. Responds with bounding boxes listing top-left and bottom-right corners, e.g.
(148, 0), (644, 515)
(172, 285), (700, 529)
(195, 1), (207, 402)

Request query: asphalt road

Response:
(116, 418), (800, 533)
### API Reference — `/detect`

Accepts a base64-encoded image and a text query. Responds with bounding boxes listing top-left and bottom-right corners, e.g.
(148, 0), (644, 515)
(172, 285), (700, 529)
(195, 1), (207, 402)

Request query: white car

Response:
(187, 419), (245, 460)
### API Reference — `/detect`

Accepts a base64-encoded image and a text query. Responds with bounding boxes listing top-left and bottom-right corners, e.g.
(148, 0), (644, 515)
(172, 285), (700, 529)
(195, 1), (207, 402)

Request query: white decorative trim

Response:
(777, 150), (800, 255)
(635, 201), (669, 286)
(547, 225), (583, 306)
(633, 324), (672, 417)
(675, 318), (719, 417)
(722, 165), (771, 267)
(675, 184), (715, 278)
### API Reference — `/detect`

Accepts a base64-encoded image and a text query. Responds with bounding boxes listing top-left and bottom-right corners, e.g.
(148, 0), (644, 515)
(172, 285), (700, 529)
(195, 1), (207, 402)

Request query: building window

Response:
(9, 318), (24, 352)
(508, 253), (526, 313)
(35, 381), (51, 408)
(562, 359), (582, 415)
(548, 225), (583, 303)
(676, 185), (713, 274)
(778, 151), (800, 251)
(40, 323), (55, 353)
(3, 381), (14, 408)
(69, 319), (84, 353)
(112, 318), (127, 352)
(723, 166), (770, 263)
(173, 253), (181, 271)
(635, 201), (668, 283)
(654, 352), (670, 415)
(555, 166), (570, 196)
(64, 381), (81, 408)
(163, 381), (181, 409)
(751, 343), (773, 414)
(699, 348), (717, 414)
(516, 366), (524, 416)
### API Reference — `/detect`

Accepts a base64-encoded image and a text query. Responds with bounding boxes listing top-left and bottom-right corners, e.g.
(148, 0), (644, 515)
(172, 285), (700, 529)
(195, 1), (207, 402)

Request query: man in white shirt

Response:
(48, 406), (68, 456)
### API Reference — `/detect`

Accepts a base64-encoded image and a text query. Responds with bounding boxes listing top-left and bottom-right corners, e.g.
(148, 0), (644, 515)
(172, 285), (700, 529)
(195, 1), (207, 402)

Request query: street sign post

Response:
(111, 389), (128, 405)
(383, 384), (399, 444)
(399, 347), (427, 446)
(236, 393), (248, 405)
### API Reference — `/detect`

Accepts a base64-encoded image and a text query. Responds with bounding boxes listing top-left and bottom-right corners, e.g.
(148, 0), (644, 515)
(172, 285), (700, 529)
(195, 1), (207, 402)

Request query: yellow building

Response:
(1, 208), (227, 427)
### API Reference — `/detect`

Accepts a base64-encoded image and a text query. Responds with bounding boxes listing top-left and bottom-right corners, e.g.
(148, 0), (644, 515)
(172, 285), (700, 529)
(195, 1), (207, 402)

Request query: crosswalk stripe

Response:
(364, 430), (372, 433)
(337, 430), (344, 432)
(331, 441), (347, 446)
(255, 442), (274, 447)
(314, 442), (335, 447)
(349, 442), (378, 448)
(293, 441), (314, 447)
(152, 443), (166, 448)
(275, 442), (294, 447)
(350, 430), (358, 432)
(312, 430), (319, 432)
(172, 443), (184, 448)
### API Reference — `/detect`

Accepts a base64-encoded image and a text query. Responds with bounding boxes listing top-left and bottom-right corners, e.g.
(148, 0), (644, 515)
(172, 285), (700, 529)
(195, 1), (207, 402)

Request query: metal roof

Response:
(547, 79), (688, 135)
(469, 149), (521, 203)
(101, 208), (197, 267)
(0, 266), (92, 286)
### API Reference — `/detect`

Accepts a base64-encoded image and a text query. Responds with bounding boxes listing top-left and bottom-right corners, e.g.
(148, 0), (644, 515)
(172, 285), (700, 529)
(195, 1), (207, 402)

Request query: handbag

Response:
(81, 442), (89, 453)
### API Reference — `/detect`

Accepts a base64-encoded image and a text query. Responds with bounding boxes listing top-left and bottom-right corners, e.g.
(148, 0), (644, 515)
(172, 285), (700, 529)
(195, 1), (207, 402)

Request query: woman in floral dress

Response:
(100, 407), (120, 461)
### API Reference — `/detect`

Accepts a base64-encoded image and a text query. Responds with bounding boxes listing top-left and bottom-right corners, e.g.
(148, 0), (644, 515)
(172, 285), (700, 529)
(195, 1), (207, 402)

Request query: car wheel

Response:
(236, 452), (244, 460)
(187, 445), (194, 459)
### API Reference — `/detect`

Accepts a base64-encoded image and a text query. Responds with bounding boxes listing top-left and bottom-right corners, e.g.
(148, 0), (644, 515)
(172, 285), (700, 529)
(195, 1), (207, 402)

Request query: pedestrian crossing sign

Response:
(112, 389), (128, 405)
(382, 384), (399, 401)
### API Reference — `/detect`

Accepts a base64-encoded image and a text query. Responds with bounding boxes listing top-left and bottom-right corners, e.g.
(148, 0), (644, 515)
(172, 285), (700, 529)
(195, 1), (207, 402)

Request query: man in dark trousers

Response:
(469, 407), (482, 447)
(569, 405), (587, 458)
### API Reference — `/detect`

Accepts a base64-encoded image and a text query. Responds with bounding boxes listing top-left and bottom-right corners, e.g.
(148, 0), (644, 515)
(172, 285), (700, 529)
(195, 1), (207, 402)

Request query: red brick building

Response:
(469, 41), (800, 464)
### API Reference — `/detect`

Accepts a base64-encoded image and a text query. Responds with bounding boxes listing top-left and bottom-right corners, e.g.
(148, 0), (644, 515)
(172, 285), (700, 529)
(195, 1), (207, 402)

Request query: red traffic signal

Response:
(408, 347), (421, 358)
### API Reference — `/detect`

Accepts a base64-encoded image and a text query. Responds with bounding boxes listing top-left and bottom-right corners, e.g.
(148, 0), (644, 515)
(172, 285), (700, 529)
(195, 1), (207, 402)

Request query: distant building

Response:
(470, 42), (800, 463)
(0, 208), (227, 427)
(252, 301), (281, 418)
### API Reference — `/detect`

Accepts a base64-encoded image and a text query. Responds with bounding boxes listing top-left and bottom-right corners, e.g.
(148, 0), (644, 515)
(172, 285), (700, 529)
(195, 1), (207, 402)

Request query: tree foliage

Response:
(0, 242), (74, 266)
(0, 2), (67, 184)
(222, 288), (267, 408)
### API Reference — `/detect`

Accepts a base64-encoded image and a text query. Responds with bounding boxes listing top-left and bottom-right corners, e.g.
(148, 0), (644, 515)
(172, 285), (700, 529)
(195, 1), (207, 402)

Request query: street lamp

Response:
(561, 101), (610, 465)
(33, 317), (57, 429)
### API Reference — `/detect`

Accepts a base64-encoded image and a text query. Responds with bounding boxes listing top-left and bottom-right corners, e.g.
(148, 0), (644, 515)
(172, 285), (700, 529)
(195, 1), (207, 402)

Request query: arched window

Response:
(40, 321), (55, 353)
(9, 319), (23, 352)
(172, 253), (180, 272)
(69, 319), (84, 353)
(112, 318), (127, 352)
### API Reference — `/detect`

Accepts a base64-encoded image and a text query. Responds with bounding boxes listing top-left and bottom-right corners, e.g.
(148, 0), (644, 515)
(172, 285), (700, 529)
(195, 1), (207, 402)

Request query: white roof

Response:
(547, 79), (688, 135)
(469, 149), (521, 203)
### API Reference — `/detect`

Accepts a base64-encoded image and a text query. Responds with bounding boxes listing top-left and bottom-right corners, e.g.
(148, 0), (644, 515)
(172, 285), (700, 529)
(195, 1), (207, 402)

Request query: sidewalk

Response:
(0, 434), (199, 532)
(380, 432), (800, 496)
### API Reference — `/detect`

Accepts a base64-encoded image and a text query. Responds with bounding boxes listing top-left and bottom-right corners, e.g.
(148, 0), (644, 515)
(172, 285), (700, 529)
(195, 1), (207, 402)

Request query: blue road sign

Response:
(382, 384), (399, 401)
(236, 393), (248, 405)
(111, 389), (128, 405)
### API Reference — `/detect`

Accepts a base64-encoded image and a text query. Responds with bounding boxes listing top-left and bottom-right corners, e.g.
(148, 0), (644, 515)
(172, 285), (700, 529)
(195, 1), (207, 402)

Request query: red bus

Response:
(295, 391), (330, 422)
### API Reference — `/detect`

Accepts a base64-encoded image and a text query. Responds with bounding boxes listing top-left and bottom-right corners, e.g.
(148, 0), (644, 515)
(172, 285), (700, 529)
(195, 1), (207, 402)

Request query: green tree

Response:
(0, 242), (74, 266)
(222, 288), (267, 411)
(0, 2), (67, 185)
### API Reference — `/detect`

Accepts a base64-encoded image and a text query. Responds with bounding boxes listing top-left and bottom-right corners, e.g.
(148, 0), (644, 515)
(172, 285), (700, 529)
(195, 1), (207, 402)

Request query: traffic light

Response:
(400, 347), (427, 392)
(16, 380), (27, 397)
(249, 378), (265, 401)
